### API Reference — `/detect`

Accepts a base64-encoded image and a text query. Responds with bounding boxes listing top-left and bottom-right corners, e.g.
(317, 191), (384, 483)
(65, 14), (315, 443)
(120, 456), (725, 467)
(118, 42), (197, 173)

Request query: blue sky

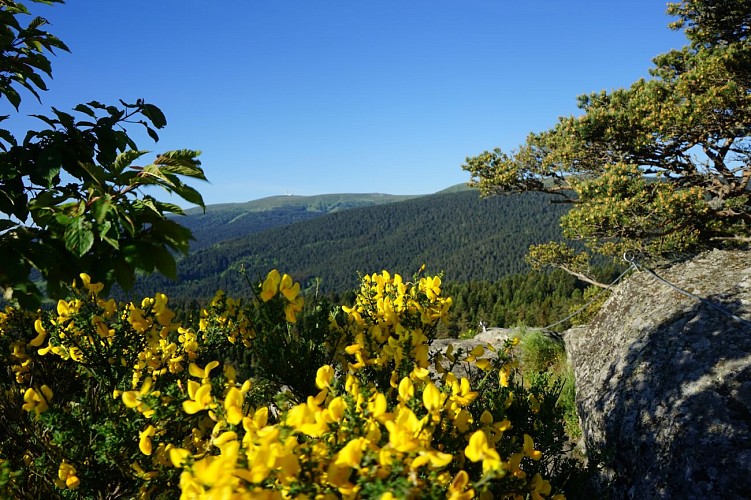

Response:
(14, 1), (687, 206)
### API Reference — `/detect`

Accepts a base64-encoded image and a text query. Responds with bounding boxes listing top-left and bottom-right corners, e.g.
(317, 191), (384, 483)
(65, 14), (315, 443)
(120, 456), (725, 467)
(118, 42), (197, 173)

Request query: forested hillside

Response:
(442, 263), (623, 335)
(178, 193), (420, 250)
(130, 189), (572, 304)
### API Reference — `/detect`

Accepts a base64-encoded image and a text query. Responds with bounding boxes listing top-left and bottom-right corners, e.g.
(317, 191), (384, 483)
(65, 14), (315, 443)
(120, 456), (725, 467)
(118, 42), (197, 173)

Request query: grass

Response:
(516, 327), (581, 439)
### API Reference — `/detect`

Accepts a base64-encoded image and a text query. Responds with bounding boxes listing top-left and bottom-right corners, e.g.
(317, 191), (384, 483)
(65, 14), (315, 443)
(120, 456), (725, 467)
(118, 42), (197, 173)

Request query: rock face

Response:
(566, 249), (751, 499)
(429, 328), (514, 378)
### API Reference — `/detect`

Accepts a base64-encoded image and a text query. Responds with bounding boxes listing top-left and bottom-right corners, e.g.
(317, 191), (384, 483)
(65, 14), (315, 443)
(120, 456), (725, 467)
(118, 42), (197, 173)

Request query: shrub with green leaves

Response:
(0, 270), (577, 498)
(516, 328), (581, 442)
(0, 1), (207, 309)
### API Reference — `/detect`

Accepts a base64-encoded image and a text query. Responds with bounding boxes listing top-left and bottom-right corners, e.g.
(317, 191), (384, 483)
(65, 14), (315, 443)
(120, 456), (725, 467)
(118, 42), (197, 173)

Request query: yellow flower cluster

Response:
(55, 460), (80, 490)
(338, 271), (453, 374)
(260, 270), (305, 323)
(0, 270), (562, 498)
(198, 290), (255, 347)
(161, 360), (544, 498)
(9, 336), (32, 384)
(157, 271), (559, 499)
(21, 384), (53, 416)
(32, 275), (196, 392)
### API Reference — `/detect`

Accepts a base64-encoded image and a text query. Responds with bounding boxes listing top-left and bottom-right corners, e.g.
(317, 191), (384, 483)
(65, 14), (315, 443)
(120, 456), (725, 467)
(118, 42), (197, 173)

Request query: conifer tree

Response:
(464, 0), (751, 285)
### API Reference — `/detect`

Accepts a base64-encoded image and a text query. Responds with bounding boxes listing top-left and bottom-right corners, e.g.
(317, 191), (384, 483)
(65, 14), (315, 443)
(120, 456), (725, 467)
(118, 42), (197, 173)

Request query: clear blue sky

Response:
(14, 1), (687, 206)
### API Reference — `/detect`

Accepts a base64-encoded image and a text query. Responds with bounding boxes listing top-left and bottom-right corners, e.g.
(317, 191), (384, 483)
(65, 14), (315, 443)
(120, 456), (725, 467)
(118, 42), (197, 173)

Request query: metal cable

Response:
(543, 252), (751, 334)
(624, 253), (751, 329)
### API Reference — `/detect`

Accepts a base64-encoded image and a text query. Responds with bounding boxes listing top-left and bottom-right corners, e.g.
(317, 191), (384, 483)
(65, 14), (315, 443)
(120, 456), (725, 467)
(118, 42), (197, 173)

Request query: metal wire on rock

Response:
(543, 252), (751, 335)
(624, 253), (751, 329)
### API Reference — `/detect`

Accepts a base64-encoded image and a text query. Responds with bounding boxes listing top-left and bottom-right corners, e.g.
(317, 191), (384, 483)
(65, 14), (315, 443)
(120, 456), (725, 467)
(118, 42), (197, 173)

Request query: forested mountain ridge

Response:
(178, 192), (422, 250)
(132, 189), (572, 304)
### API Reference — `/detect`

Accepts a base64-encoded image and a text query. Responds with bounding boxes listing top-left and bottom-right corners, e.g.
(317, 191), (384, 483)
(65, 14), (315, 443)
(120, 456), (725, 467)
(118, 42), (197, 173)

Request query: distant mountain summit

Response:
(179, 192), (423, 250)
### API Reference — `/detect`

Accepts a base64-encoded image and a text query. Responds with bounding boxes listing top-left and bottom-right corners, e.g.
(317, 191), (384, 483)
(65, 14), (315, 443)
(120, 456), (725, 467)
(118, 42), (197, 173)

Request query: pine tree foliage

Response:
(463, 0), (751, 283)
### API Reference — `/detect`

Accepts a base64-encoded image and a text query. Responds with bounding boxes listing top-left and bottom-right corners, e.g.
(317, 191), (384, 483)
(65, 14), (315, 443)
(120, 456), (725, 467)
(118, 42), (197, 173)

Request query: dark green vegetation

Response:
(515, 328), (580, 440)
(180, 193), (419, 250)
(130, 189), (573, 305)
(142, 187), (624, 333)
(443, 264), (621, 335)
(464, 0), (751, 285)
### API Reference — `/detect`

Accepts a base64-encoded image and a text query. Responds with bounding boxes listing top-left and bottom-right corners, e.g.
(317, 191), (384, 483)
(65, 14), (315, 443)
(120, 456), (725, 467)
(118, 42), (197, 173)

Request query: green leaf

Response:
(0, 128), (17, 149)
(30, 113), (58, 128)
(173, 183), (205, 208)
(155, 150), (206, 179)
(114, 258), (135, 290)
(145, 125), (160, 142)
(51, 107), (75, 127)
(54, 213), (73, 226)
(101, 231), (120, 250)
(98, 219), (112, 236)
(151, 245), (177, 279)
(0, 180), (29, 220)
(150, 218), (193, 253)
(134, 197), (161, 216)
(4, 86), (21, 110)
(27, 189), (57, 212)
(25, 52), (52, 76)
(24, 71), (48, 92)
(63, 217), (94, 257)
(113, 150), (148, 174)
(140, 164), (175, 186)
(97, 219), (120, 250)
(71, 162), (105, 187)
(142, 103), (167, 129)
(117, 210), (136, 236)
(73, 103), (96, 117)
(27, 15), (48, 30)
(152, 200), (185, 215)
(17, 78), (43, 103)
(91, 197), (112, 224)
